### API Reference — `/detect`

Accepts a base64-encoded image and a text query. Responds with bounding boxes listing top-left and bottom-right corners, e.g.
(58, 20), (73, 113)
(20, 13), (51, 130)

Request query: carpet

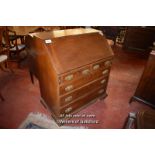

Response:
(19, 112), (86, 129)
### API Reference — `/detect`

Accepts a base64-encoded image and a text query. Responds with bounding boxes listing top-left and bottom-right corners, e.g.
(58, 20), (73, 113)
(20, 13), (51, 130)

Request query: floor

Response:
(0, 45), (153, 129)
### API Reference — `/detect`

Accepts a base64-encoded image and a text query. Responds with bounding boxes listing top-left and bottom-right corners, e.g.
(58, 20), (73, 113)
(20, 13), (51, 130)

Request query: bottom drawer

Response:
(59, 86), (106, 117)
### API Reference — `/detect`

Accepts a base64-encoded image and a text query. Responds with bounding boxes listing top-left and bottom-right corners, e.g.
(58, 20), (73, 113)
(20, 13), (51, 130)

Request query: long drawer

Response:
(59, 86), (106, 116)
(60, 76), (108, 106)
(59, 59), (112, 85)
(59, 66), (110, 95)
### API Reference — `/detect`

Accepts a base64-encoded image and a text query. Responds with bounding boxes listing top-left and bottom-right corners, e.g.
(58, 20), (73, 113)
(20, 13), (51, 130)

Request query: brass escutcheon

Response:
(82, 69), (90, 75)
(65, 85), (73, 92)
(65, 107), (72, 113)
(65, 96), (73, 102)
(98, 89), (104, 94)
(93, 64), (100, 70)
(104, 61), (111, 67)
(101, 79), (106, 84)
(65, 74), (73, 81)
(102, 69), (109, 75)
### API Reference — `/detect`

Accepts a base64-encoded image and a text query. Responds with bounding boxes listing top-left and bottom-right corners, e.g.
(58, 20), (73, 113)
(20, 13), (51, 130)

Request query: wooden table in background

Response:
(7, 26), (60, 35)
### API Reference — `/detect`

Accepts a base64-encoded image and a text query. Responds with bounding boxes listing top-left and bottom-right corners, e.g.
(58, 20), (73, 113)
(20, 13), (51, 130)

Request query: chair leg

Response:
(4, 61), (8, 68)
(0, 92), (4, 101)
(29, 70), (34, 84)
(0, 61), (13, 73)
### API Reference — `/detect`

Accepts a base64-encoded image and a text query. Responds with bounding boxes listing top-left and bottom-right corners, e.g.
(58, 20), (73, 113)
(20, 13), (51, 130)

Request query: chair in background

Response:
(0, 54), (7, 101)
(3, 27), (26, 66)
(0, 27), (10, 101)
(0, 27), (9, 70)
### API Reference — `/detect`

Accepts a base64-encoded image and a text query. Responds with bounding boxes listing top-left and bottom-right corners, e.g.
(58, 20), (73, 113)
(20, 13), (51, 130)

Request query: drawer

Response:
(60, 76), (108, 106)
(60, 86), (106, 116)
(59, 65), (91, 84)
(92, 59), (112, 70)
(59, 59), (112, 85)
(59, 68), (109, 95)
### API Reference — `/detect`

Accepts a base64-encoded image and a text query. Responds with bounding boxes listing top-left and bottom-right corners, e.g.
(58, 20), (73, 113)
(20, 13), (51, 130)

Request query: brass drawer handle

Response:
(101, 79), (106, 84)
(93, 64), (100, 70)
(104, 61), (111, 67)
(102, 69), (109, 75)
(82, 69), (90, 75)
(65, 85), (74, 92)
(65, 96), (73, 102)
(65, 74), (73, 81)
(98, 89), (104, 94)
(65, 107), (72, 113)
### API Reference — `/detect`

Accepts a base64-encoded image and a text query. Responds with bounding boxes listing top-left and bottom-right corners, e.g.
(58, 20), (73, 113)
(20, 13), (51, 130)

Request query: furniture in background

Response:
(130, 50), (155, 107)
(97, 26), (121, 44)
(123, 27), (155, 52)
(0, 27), (9, 68)
(0, 29), (7, 101)
(26, 28), (114, 123)
(0, 27), (15, 101)
(3, 27), (26, 63)
(0, 91), (4, 101)
(7, 26), (61, 35)
(136, 110), (155, 128)
(0, 27), (11, 71)
(115, 27), (127, 44)
(0, 27), (9, 101)
(125, 110), (155, 129)
(0, 54), (8, 102)
(0, 54), (8, 71)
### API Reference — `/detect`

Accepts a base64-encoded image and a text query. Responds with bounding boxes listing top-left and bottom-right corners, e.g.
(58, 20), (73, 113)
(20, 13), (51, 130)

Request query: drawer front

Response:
(60, 86), (106, 116)
(92, 59), (112, 70)
(59, 59), (112, 85)
(60, 66), (91, 84)
(59, 69), (110, 95)
(60, 76), (108, 106)
(60, 68), (110, 95)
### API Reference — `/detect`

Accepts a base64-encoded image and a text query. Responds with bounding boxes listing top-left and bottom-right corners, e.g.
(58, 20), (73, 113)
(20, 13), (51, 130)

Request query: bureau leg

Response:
(29, 70), (34, 84)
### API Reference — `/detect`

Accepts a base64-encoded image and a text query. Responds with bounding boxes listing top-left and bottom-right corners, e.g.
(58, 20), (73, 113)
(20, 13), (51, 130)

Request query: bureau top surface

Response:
(30, 28), (103, 39)
(31, 28), (114, 74)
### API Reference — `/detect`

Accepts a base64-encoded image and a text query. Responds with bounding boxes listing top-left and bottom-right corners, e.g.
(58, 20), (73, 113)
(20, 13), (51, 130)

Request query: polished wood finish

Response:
(123, 27), (155, 51)
(130, 50), (155, 107)
(137, 110), (155, 129)
(26, 28), (114, 121)
(60, 76), (108, 106)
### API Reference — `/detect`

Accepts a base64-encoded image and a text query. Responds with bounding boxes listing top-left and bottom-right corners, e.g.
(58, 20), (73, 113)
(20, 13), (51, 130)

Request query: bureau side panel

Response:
(26, 36), (60, 116)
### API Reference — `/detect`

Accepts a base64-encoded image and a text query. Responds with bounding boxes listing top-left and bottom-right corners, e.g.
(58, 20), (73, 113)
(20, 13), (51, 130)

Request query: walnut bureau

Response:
(26, 28), (114, 122)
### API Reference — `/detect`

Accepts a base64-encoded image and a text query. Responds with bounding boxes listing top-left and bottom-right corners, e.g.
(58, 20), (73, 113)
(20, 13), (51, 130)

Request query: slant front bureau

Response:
(26, 28), (114, 122)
